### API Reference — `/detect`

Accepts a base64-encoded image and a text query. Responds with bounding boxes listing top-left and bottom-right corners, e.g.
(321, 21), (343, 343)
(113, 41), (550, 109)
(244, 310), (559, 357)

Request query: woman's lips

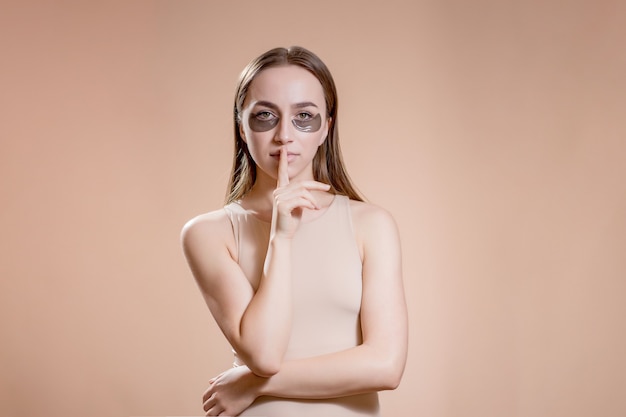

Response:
(271, 152), (298, 162)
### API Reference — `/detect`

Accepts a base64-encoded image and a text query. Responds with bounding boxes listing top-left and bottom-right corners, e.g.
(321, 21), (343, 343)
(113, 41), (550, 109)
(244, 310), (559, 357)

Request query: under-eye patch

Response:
(248, 111), (279, 132)
(292, 113), (322, 132)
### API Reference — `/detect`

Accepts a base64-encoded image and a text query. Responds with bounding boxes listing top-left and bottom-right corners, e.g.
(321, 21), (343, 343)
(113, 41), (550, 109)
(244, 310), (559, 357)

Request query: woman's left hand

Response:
(202, 365), (264, 416)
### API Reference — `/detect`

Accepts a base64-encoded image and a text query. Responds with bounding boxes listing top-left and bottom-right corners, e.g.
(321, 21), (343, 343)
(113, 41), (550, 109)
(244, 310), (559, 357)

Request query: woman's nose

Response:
(274, 118), (293, 144)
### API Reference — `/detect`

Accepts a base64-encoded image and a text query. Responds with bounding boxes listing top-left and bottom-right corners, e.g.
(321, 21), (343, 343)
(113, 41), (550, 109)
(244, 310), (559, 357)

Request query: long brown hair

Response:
(225, 46), (364, 203)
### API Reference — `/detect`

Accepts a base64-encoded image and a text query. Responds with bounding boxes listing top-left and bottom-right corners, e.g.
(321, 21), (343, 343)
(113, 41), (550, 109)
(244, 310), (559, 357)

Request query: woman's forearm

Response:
(202, 340), (406, 416)
(237, 236), (293, 376)
(257, 343), (406, 399)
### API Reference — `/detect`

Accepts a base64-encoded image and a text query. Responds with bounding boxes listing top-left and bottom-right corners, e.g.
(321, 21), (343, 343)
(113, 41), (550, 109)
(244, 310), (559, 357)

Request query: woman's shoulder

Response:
(347, 198), (399, 237)
(180, 206), (234, 251)
(348, 198), (396, 224)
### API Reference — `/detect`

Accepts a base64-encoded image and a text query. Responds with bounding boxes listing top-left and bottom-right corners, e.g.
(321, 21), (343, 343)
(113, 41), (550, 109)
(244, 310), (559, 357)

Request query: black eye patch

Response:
(248, 112), (279, 132)
(292, 113), (322, 132)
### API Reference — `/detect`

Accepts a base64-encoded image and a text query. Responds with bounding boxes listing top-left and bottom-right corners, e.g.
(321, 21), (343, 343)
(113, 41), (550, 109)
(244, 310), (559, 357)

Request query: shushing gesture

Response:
(271, 147), (331, 239)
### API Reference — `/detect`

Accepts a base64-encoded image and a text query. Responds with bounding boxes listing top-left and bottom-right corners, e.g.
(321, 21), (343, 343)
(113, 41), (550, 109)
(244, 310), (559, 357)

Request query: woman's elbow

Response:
(235, 343), (284, 377)
(376, 353), (406, 391)
(373, 365), (403, 391)
(247, 357), (281, 378)
(380, 368), (403, 390)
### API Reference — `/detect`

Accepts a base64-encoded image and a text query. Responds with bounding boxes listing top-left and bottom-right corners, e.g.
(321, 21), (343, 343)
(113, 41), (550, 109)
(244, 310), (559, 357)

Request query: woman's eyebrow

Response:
(253, 100), (319, 110)
(254, 100), (279, 110)
(293, 101), (318, 109)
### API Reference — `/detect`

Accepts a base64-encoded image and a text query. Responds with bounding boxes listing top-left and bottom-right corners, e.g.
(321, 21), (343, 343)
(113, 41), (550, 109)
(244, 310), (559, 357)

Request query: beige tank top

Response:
(223, 194), (381, 417)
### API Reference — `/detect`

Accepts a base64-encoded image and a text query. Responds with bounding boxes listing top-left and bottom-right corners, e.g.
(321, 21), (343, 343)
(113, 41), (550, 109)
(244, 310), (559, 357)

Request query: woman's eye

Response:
(296, 112), (313, 120)
(255, 111), (275, 120)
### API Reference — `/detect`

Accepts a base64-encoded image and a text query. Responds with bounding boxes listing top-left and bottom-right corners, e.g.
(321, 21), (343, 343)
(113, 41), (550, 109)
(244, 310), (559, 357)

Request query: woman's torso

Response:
(223, 194), (380, 417)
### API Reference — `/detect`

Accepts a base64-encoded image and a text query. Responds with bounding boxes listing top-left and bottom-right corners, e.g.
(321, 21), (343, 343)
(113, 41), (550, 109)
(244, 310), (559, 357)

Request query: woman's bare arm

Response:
(182, 148), (331, 377)
(181, 211), (292, 377)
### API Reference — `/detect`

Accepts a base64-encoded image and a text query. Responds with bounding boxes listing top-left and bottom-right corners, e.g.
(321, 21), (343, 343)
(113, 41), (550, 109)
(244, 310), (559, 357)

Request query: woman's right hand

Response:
(202, 365), (263, 416)
(271, 147), (330, 239)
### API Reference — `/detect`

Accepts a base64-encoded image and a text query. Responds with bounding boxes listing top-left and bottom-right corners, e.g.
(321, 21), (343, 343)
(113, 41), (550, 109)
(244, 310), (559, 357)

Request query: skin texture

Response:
(181, 65), (407, 416)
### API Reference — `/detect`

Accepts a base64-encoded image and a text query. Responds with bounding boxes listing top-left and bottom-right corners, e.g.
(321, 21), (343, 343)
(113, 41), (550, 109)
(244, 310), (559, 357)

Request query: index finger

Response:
(278, 146), (289, 187)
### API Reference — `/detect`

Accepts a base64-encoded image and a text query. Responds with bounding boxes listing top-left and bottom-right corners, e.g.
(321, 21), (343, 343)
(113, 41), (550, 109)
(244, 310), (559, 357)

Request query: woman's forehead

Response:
(246, 65), (325, 107)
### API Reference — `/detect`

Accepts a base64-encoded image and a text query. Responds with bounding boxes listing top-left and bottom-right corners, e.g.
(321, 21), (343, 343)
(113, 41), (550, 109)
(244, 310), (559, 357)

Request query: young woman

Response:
(181, 46), (407, 417)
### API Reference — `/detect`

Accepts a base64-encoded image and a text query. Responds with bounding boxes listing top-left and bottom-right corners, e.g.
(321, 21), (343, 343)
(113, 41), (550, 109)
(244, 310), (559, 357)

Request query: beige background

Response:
(1, 1), (625, 416)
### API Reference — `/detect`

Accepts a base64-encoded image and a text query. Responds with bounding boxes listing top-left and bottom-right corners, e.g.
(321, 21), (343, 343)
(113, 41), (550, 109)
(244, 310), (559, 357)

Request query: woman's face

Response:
(239, 65), (329, 184)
